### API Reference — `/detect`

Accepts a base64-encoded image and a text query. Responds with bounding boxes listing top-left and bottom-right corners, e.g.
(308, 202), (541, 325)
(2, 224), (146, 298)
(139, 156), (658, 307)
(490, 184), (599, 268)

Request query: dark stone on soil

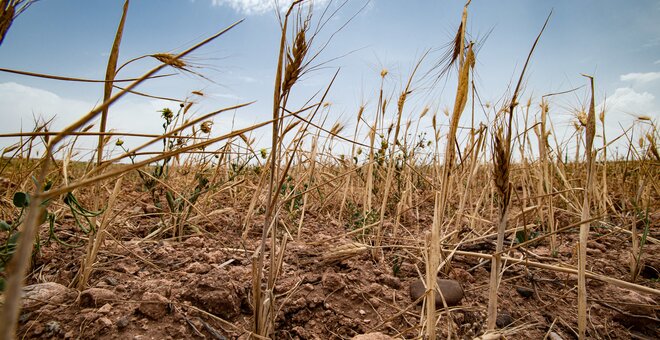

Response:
(516, 287), (534, 298)
(496, 311), (514, 328)
(116, 316), (130, 329)
(80, 288), (117, 308)
(409, 278), (464, 307)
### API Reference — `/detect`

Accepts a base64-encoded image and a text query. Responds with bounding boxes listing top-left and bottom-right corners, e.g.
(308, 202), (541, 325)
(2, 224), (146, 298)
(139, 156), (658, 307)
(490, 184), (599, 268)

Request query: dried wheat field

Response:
(0, 1), (658, 339)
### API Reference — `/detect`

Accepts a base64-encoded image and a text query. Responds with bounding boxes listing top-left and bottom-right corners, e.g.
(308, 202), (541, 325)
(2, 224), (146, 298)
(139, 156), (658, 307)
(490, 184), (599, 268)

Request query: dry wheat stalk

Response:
(577, 74), (596, 339)
(486, 11), (551, 331)
(426, 2), (472, 337)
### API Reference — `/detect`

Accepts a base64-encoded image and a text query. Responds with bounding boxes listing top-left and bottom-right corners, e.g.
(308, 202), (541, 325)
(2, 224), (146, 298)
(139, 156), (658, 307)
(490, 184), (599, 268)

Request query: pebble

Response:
(97, 303), (113, 314)
(516, 287), (534, 298)
(548, 331), (564, 340)
(45, 320), (61, 335)
(409, 278), (464, 307)
(103, 276), (119, 286)
(496, 311), (514, 328)
(116, 316), (130, 329)
(352, 332), (395, 340)
(97, 317), (113, 328)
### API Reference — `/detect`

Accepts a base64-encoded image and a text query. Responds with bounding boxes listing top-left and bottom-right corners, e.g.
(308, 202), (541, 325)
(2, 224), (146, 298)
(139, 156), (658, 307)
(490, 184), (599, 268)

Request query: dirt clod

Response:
(182, 267), (241, 319)
(138, 292), (169, 319)
(22, 282), (71, 310)
(80, 288), (117, 308)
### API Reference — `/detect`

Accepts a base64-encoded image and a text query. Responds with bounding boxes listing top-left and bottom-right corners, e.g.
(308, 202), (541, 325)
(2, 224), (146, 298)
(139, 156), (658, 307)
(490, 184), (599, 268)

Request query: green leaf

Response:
(8, 231), (20, 245)
(0, 221), (10, 231)
(13, 192), (30, 208)
(44, 180), (53, 192)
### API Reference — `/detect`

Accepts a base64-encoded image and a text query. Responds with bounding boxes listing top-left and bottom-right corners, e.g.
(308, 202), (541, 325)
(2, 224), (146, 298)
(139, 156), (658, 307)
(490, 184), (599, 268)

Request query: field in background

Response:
(0, 1), (658, 339)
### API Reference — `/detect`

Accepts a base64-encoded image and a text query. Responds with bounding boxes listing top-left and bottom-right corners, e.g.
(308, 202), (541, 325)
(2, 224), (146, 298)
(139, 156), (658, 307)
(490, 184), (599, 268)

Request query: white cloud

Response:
(0, 82), (173, 155)
(602, 87), (656, 116)
(0, 82), (261, 160)
(620, 71), (660, 84)
(595, 87), (658, 152)
(211, 0), (329, 15)
(0, 82), (92, 132)
(654, 60), (660, 65)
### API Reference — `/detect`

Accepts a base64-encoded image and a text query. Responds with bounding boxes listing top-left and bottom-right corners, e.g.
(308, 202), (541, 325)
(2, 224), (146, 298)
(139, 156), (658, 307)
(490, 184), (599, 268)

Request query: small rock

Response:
(98, 303), (113, 314)
(45, 320), (62, 336)
(116, 316), (130, 329)
(409, 278), (464, 307)
(183, 236), (204, 248)
(97, 317), (113, 328)
(352, 332), (395, 340)
(359, 309), (366, 315)
(115, 261), (139, 274)
(138, 292), (169, 319)
(474, 333), (502, 340)
(496, 311), (514, 328)
(103, 276), (119, 286)
(515, 287), (534, 298)
(80, 288), (117, 308)
(548, 331), (564, 340)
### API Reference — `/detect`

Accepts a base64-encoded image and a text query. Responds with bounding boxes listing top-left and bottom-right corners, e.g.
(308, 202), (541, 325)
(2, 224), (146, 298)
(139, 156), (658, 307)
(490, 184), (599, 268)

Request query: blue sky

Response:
(0, 0), (658, 159)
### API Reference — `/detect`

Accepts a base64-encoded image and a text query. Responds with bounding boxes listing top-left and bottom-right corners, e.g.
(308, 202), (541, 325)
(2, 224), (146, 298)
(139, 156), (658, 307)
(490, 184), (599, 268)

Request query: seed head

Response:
(200, 121), (213, 134)
(160, 108), (174, 120)
(380, 69), (388, 78)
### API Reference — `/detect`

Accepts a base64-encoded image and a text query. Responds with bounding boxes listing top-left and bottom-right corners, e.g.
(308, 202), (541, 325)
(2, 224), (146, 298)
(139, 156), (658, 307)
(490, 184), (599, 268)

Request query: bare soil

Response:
(6, 181), (660, 339)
